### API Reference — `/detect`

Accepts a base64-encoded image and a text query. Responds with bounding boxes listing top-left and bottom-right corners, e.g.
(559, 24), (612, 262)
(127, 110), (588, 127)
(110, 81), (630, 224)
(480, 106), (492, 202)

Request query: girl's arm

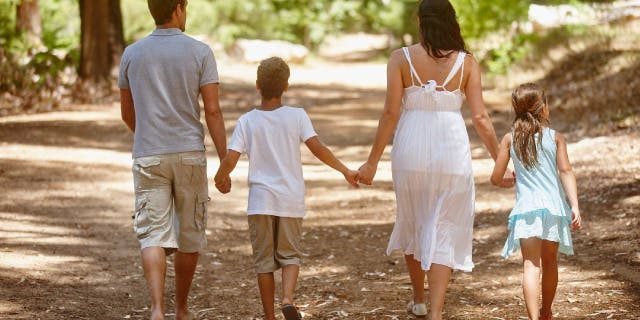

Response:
(491, 134), (512, 187)
(305, 137), (359, 188)
(556, 133), (581, 230)
(214, 150), (241, 194)
(358, 50), (404, 185)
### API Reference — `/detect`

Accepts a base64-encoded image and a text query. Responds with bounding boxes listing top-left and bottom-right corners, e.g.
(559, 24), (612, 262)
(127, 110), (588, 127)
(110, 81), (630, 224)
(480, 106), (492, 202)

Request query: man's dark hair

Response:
(148, 0), (186, 25)
(257, 57), (290, 100)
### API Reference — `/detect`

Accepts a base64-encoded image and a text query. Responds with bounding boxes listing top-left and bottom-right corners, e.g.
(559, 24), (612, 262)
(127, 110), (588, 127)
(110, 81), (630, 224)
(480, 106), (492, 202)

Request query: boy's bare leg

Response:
(540, 240), (559, 318)
(521, 237), (542, 320)
(282, 264), (300, 305)
(404, 254), (426, 304)
(141, 247), (167, 320)
(258, 272), (276, 320)
(175, 251), (199, 320)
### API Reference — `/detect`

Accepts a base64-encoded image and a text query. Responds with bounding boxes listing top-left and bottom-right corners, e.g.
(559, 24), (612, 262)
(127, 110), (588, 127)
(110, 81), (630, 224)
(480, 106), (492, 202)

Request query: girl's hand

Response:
(571, 208), (582, 230)
(214, 174), (231, 194)
(500, 169), (516, 188)
(343, 170), (360, 189)
(357, 162), (377, 185)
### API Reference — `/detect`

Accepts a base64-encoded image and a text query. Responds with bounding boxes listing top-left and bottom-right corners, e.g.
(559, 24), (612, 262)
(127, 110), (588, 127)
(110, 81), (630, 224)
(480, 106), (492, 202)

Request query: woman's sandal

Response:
(282, 304), (302, 320)
(406, 301), (427, 318)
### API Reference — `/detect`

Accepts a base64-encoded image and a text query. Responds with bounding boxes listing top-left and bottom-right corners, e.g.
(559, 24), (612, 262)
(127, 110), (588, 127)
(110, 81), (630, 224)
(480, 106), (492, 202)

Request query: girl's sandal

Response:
(406, 301), (427, 318)
(540, 309), (554, 320)
(282, 304), (302, 320)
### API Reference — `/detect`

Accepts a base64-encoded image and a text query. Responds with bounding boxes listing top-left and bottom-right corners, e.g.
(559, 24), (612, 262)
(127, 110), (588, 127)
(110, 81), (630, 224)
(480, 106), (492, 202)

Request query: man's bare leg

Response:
(175, 251), (199, 320)
(141, 247), (167, 320)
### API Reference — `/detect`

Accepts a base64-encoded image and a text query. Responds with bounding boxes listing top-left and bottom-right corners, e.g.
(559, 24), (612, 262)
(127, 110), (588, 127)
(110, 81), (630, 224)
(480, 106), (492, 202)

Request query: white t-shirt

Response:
(228, 106), (317, 218)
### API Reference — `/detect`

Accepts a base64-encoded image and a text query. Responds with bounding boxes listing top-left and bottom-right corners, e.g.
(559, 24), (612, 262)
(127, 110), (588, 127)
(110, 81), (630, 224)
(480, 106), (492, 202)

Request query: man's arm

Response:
(201, 83), (227, 160)
(120, 89), (135, 132)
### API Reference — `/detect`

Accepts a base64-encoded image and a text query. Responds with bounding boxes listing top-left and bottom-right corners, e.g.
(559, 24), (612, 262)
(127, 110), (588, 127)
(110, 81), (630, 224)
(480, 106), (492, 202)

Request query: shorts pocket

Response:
(181, 154), (206, 167)
(134, 156), (162, 168)
(194, 193), (209, 231)
(134, 196), (152, 238)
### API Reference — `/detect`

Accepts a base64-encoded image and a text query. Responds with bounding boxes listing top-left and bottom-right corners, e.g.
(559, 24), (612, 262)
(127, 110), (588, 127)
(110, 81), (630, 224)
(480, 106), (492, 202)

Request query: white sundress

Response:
(387, 47), (475, 272)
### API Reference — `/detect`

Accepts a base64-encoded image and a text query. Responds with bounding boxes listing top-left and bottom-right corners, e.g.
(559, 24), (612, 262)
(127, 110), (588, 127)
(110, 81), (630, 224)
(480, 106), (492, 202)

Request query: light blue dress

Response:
(502, 127), (574, 258)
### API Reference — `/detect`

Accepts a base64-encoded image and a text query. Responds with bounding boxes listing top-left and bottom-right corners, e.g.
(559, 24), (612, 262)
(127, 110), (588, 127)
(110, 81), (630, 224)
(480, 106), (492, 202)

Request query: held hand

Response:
(214, 175), (231, 194)
(357, 162), (377, 186)
(343, 169), (360, 189)
(571, 208), (582, 230)
(499, 169), (516, 188)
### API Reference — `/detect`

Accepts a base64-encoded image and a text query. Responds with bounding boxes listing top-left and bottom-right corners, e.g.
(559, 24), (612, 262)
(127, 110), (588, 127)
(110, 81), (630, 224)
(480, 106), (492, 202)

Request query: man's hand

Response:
(214, 175), (231, 194)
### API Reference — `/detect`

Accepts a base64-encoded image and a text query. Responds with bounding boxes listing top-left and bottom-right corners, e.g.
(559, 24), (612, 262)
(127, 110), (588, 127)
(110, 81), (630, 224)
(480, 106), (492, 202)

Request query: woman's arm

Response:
(491, 134), (512, 186)
(556, 133), (581, 229)
(464, 56), (500, 161)
(358, 50), (405, 185)
(465, 56), (514, 187)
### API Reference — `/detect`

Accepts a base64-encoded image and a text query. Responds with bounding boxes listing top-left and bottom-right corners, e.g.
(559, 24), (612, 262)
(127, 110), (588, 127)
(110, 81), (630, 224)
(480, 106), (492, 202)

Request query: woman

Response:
(357, 0), (514, 318)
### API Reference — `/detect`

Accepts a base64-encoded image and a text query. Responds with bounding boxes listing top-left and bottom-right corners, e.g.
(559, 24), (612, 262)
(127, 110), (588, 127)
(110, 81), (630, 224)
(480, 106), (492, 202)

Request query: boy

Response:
(214, 57), (358, 320)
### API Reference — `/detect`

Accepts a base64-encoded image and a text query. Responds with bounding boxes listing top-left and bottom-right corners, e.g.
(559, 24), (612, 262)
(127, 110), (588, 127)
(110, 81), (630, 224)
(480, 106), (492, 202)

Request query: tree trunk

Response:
(79, 0), (124, 84)
(15, 0), (42, 46)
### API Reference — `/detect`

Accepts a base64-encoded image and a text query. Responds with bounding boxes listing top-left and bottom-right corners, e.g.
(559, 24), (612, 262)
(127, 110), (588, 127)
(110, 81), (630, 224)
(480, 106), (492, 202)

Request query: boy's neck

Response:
(258, 98), (283, 111)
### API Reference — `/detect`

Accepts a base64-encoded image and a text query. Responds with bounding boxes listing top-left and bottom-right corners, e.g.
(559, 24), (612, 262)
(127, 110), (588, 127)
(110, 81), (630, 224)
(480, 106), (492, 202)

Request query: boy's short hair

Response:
(257, 57), (290, 100)
(148, 0), (185, 25)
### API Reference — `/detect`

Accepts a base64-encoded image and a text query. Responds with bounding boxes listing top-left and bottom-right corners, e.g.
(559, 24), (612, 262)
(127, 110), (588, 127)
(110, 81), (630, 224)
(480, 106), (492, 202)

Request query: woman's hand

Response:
(499, 169), (516, 188)
(357, 162), (377, 185)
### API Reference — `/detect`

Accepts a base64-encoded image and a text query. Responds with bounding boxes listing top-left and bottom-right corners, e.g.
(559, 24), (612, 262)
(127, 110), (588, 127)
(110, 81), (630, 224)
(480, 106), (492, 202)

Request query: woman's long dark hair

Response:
(418, 0), (468, 58)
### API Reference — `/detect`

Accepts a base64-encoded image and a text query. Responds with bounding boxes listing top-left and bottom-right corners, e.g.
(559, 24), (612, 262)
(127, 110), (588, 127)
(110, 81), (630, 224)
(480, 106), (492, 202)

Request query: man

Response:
(118, 1), (227, 319)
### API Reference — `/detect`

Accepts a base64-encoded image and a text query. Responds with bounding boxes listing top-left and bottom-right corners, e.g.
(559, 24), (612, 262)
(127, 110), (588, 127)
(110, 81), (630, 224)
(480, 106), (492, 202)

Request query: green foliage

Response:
(452, 0), (530, 41)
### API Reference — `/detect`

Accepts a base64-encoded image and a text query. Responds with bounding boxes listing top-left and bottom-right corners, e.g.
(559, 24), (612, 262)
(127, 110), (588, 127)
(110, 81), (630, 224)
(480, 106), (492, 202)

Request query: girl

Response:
(491, 83), (582, 320)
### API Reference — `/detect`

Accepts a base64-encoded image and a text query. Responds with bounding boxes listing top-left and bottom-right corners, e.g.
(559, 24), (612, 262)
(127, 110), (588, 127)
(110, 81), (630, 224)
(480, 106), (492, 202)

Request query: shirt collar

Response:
(151, 28), (183, 36)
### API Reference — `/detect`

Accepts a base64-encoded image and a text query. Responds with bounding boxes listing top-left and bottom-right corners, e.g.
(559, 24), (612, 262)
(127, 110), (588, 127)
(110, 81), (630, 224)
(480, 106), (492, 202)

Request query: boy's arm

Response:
(556, 133), (581, 229)
(305, 137), (359, 188)
(201, 83), (227, 160)
(491, 134), (512, 187)
(214, 150), (241, 194)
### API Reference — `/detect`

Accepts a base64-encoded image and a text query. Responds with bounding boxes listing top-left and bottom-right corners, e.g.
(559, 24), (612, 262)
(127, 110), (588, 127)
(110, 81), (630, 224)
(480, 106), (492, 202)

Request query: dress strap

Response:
(458, 53), (466, 90)
(441, 52), (466, 88)
(402, 47), (424, 86)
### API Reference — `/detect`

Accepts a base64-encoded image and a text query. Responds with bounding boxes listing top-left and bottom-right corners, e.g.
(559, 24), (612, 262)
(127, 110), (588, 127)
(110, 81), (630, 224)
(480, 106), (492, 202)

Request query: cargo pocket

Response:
(133, 196), (152, 238)
(133, 156), (162, 185)
(194, 193), (209, 231)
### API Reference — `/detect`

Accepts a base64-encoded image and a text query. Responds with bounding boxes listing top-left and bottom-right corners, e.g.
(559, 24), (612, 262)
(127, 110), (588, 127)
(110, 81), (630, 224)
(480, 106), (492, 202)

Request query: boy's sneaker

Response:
(406, 300), (427, 318)
(282, 304), (302, 320)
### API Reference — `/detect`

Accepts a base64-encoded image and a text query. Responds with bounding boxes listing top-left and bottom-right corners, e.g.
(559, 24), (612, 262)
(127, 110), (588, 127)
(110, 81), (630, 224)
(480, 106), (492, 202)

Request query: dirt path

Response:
(0, 79), (638, 319)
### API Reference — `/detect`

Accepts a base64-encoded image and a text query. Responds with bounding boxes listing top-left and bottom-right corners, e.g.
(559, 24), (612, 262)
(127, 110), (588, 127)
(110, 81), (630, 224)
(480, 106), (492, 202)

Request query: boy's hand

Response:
(571, 208), (582, 230)
(343, 169), (360, 189)
(215, 175), (231, 194)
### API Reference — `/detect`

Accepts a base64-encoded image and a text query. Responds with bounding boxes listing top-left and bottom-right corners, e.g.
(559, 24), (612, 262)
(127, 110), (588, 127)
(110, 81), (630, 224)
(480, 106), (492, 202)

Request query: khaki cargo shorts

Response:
(132, 151), (209, 254)
(248, 215), (303, 273)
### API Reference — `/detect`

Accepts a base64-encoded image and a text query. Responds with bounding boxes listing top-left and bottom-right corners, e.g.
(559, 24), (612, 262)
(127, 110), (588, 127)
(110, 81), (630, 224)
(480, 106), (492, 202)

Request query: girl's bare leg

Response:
(521, 237), (542, 320)
(540, 240), (559, 318)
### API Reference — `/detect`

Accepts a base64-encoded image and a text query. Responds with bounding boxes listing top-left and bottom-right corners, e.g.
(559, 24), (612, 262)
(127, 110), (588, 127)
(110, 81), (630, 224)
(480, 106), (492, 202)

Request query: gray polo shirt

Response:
(118, 28), (219, 158)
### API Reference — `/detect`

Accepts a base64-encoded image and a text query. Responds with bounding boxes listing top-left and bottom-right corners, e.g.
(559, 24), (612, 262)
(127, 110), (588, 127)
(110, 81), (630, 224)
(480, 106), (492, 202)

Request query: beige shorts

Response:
(248, 215), (303, 273)
(132, 151), (209, 254)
